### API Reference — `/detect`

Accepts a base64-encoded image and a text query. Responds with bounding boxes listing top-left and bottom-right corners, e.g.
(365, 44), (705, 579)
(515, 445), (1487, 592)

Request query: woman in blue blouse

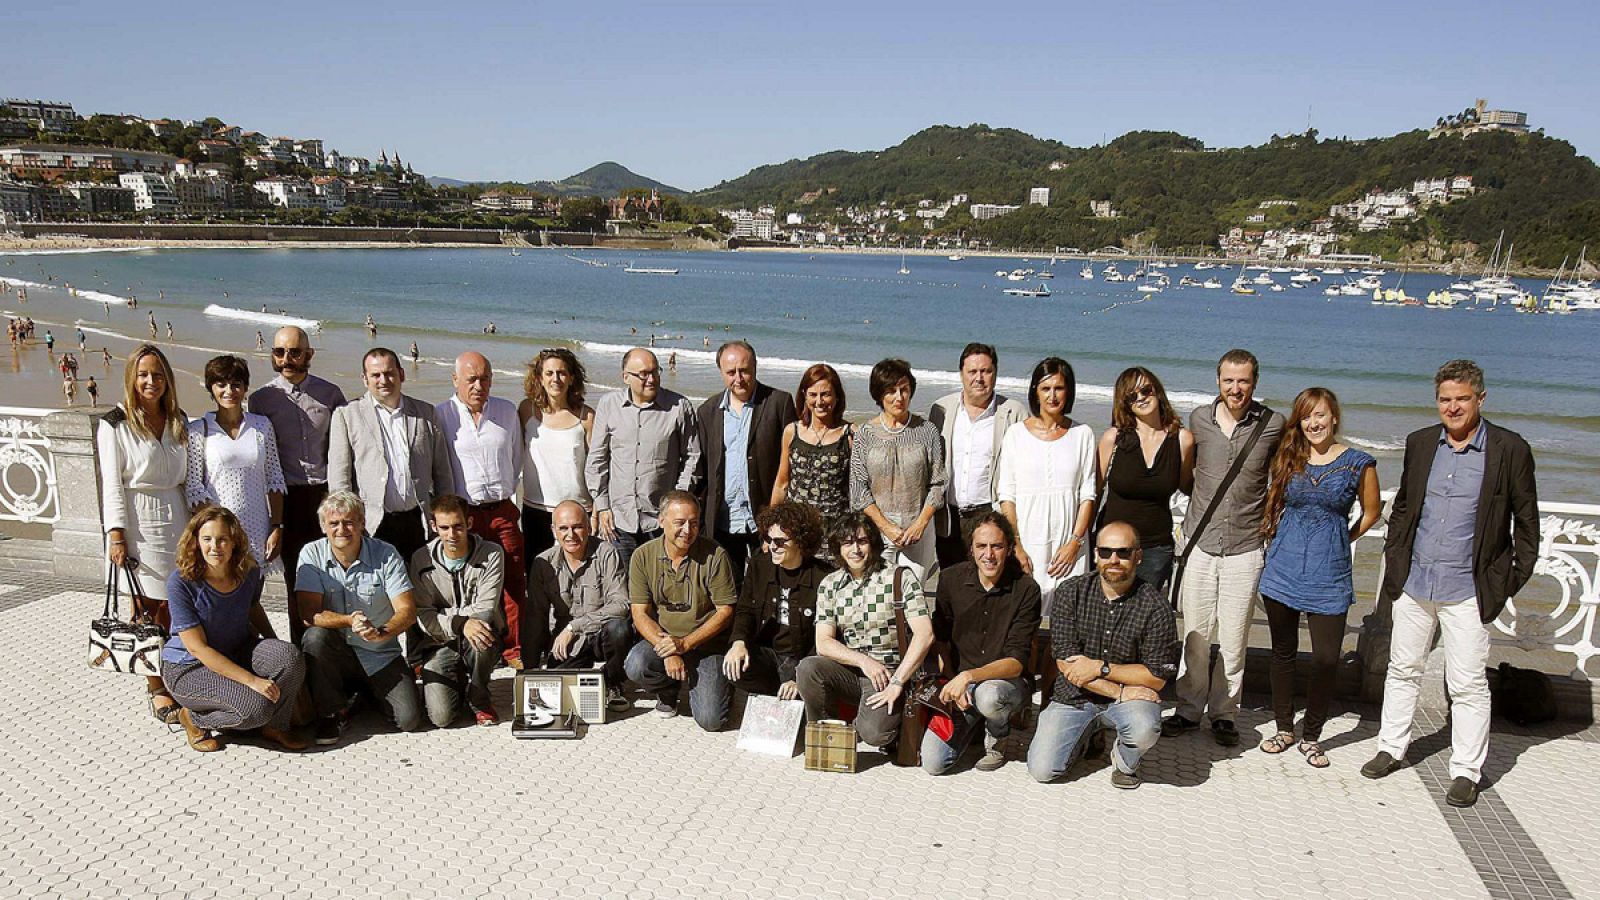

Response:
(1256, 388), (1381, 768)
(161, 506), (307, 753)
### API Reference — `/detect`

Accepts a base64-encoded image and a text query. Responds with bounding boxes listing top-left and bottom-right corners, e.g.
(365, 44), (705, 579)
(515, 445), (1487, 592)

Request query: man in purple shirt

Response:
(249, 326), (347, 640)
(1363, 359), (1538, 808)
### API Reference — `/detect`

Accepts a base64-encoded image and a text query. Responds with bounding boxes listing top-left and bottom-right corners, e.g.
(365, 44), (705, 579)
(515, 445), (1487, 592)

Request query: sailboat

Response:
(898, 252), (910, 275)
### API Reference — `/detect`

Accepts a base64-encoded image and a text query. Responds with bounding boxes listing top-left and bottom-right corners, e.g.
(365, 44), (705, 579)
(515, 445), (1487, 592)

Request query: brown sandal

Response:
(177, 708), (223, 753)
(1260, 731), (1297, 754)
(147, 688), (181, 726)
(1299, 740), (1330, 768)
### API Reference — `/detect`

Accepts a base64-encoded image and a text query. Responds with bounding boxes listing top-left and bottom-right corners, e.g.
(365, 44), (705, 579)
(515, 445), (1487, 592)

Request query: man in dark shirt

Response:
(1027, 521), (1179, 789)
(922, 513), (1041, 774)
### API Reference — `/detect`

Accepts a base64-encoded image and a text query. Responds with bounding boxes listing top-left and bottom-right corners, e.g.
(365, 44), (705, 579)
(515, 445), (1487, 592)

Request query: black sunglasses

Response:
(1095, 546), (1137, 561)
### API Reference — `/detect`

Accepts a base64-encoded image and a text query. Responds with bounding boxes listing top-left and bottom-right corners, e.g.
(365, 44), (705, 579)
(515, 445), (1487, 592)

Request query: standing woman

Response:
(185, 355), (287, 578)
(97, 343), (188, 724)
(1097, 367), (1195, 589)
(996, 357), (1097, 596)
(772, 363), (852, 535)
(161, 506), (307, 753)
(1256, 387), (1380, 768)
(848, 358), (947, 588)
(518, 347), (595, 556)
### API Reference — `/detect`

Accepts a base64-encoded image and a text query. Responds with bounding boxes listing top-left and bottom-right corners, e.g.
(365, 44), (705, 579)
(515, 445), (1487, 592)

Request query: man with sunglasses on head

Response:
(586, 348), (702, 571)
(1028, 521), (1179, 789)
(250, 326), (347, 640)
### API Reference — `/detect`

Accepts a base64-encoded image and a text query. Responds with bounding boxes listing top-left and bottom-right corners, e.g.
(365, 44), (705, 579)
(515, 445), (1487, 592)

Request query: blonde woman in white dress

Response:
(996, 357), (1098, 596)
(97, 343), (189, 724)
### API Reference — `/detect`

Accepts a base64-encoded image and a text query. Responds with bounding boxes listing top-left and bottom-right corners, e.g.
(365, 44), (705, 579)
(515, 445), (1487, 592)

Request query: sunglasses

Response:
(763, 534), (792, 549)
(624, 369), (660, 382)
(1095, 546), (1137, 561)
(1125, 384), (1156, 403)
(272, 347), (309, 358)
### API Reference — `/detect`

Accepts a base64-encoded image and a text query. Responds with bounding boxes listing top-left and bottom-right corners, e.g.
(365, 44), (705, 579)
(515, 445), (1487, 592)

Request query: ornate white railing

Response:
(0, 406), (60, 525)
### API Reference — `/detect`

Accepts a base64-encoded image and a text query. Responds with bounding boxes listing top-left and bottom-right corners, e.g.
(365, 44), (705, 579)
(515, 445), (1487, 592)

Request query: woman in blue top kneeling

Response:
(161, 505), (307, 753)
(1256, 388), (1381, 768)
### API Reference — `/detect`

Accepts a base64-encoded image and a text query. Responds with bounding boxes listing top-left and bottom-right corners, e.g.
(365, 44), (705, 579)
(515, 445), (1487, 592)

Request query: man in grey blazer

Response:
(928, 342), (1029, 569)
(329, 347), (453, 564)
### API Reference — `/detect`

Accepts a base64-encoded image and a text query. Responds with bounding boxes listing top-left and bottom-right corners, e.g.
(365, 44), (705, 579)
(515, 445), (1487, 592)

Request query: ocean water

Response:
(4, 246), (1596, 503)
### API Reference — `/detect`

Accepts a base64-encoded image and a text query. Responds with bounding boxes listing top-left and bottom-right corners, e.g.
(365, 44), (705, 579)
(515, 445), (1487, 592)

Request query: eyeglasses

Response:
(1095, 546), (1137, 561)
(764, 534), (792, 549)
(624, 369), (660, 382)
(1125, 384), (1155, 403)
(272, 347), (309, 358)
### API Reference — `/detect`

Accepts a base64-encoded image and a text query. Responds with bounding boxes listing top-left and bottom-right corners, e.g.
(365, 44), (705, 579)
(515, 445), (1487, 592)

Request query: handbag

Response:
(88, 560), (168, 677)
(1169, 408), (1273, 608)
(890, 567), (940, 767)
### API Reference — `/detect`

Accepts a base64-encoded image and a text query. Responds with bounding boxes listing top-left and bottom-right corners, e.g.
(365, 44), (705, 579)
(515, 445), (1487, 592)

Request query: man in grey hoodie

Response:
(409, 494), (505, 727)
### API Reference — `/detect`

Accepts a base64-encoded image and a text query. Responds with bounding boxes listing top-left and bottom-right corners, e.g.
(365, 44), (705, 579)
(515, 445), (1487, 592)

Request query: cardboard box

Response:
(804, 720), (858, 773)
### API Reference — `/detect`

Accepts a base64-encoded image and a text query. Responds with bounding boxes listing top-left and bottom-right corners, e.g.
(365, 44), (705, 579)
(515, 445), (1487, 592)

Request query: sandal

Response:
(176, 708), (223, 753)
(147, 689), (181, 726)
(1299, 740), (1330, 769)
(1260, 731), (1297, 754)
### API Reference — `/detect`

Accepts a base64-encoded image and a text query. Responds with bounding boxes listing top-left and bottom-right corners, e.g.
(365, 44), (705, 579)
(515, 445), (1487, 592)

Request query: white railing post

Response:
(42, 410), (106, 580)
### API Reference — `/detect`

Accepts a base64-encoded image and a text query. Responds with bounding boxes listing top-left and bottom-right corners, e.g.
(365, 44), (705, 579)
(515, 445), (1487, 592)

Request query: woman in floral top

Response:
(796, 512), (934, 750)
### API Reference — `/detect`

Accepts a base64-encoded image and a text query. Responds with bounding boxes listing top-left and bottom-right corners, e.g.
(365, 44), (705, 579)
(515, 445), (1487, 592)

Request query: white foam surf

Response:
(203, 304), (321, 332)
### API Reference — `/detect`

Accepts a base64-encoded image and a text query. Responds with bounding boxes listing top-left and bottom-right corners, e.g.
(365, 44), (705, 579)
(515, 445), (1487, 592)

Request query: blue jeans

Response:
(1027, 698), (1162, 782)
(623, 639), (732, 732)
(609, 528), (661, 573)
(920, 678), (1027, 775)
(1137, 544), (1175, 593)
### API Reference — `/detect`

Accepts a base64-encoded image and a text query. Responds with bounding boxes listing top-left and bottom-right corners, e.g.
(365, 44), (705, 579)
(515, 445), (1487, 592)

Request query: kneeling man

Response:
(530, 500), (634, 713)
(409, 494), (504, 727)
(1027, 522), (1178, 788)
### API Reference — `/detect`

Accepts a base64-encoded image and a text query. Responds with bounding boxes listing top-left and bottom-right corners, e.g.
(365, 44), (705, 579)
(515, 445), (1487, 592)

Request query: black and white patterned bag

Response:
(88, 561), (166, 677)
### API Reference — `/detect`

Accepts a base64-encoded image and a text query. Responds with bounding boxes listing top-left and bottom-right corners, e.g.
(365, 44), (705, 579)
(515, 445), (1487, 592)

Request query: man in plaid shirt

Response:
(1027, 521), (1180, 789)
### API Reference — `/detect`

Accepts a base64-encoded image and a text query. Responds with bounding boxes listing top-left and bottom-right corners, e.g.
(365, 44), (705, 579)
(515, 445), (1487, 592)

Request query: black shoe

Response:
(1211, 719), (1240, 747)
(313, 715), (344, 747)
(1110, 769), (1141, 790)
(1360, 751), (1404, 780)
(1160, 714), (1200, 738)
(607, 686), (631, 712)
(1446, 776), (1480, 807)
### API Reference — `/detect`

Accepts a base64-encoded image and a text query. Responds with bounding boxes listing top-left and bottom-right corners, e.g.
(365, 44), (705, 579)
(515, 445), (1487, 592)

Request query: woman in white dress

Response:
(518, 348), (595, 556)
(185, 355), (286, 576)
(97, 344), (189, 724)
(996, 357), (1098, 596)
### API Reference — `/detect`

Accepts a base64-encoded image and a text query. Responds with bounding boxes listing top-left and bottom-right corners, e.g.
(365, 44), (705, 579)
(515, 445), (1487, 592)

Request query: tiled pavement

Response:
(3, 575), (1597, 900)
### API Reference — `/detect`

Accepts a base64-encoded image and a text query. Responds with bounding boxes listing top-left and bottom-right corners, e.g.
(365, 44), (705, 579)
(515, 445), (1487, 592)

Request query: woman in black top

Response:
(1097, 367), (1195, 589)
(722, 502), (834, 699)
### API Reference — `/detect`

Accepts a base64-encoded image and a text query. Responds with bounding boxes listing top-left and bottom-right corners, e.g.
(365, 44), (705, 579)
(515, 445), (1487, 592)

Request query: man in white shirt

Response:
(436, 351), (527, 667)
(329, 348), (452, 565)
(928, 343), (1029, 569)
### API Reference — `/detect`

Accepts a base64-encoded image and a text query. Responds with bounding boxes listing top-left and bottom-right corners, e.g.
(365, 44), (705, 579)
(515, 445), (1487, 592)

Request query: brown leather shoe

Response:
(178, 708), (223, 753)
(259, 726), (309, 752)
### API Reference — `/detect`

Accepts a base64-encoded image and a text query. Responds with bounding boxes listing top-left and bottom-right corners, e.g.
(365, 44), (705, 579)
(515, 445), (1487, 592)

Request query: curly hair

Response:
(176, 505), (257, 583)
(523, 347), (587, 412)
(756, 502), (825, 558)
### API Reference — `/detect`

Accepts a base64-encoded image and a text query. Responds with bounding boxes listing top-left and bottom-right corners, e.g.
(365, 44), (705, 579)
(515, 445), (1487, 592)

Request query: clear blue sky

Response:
(11, 1), (1597, 190)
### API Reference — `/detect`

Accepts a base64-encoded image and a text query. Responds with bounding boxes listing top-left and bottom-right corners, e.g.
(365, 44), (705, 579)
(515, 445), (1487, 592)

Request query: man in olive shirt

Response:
(1166, 348), (1284, 747)
(623, 491), (738, 731)
(922, 512), (1041, 774)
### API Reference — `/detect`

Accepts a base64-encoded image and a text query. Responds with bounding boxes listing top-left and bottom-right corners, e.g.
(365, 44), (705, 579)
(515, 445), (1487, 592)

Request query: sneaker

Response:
(1160, 714), (1200, 738)
(654, 700), (679, 718)
(1110, 769), (1141, 790)
(1446, 776), (1480, 808)
(313, 715), (344, 747)
(607, 686), (631, 712)
(1211, 719), (1241, 747)
(975, 748), (1007, 772)
(474, 707), (500, 727)
(1360, 751), (1404, 780)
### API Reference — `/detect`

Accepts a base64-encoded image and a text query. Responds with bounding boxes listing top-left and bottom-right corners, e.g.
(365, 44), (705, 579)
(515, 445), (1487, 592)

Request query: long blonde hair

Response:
(120, 344), (187, 443)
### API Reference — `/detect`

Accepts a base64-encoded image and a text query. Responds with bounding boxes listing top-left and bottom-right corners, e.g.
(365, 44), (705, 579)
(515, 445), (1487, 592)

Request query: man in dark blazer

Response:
(697, 340), (797, 588)
(1362, 359), (1538, 808)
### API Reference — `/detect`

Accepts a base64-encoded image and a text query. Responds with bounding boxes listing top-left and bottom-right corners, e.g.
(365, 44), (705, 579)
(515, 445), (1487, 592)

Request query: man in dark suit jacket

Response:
(697, 340), (797, 588)
(1363, 359), (1538, 808)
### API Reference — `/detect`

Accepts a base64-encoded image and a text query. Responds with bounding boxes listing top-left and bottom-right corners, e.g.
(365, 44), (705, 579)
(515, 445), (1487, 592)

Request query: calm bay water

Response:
(5, 246), (1596, 503)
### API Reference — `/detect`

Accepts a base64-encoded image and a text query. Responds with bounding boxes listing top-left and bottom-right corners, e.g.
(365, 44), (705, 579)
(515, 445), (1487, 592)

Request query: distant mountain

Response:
(428, 162), (683, 197)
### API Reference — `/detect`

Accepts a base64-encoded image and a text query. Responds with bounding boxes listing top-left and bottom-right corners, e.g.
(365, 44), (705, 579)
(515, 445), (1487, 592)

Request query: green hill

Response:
(530, 162), (683, 198)
(693, 124), (1600, 266)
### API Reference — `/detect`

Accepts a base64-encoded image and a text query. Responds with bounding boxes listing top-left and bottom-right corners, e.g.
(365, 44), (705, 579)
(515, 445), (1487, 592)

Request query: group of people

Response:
(97, 330), (1538, 805)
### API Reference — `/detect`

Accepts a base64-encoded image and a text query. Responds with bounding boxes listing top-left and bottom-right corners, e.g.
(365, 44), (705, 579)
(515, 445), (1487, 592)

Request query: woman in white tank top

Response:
(518, 348), (595, 556)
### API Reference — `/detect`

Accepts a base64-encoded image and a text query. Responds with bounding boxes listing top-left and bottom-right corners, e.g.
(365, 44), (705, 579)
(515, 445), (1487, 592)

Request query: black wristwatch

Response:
(1099, 661), (1112, 679)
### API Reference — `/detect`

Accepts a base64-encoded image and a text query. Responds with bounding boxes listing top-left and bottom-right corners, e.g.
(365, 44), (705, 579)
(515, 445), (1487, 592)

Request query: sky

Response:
(10, 1), (1599, 190)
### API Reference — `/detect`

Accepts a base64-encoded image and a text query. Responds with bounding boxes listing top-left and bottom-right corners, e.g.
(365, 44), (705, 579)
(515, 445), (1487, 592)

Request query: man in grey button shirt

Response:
(527, 500), (634, 711)
(585, 348), (701, 570)
(1165, 349), (1284, 747)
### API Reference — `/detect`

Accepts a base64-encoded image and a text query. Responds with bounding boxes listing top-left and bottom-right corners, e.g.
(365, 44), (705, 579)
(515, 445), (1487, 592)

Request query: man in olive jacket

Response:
(1363, 359), (1538, 808)
(408, 494), (505, 727)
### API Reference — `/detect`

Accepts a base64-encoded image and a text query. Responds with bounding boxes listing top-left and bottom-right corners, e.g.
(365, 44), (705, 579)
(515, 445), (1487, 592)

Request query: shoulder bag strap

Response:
(1093, 443), (1119, 533)
(891, 566), (909, 659)
(103, 557), (120, 619)
(1178, 408), (1273, 568)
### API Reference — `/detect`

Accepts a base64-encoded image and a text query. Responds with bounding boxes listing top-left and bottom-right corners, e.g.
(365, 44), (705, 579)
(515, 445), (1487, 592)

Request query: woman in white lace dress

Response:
(185, 355), (287, 576)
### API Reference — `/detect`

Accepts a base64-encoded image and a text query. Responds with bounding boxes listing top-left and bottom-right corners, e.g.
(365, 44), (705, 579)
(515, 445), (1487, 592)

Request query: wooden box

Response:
(803, 720), (858, 773)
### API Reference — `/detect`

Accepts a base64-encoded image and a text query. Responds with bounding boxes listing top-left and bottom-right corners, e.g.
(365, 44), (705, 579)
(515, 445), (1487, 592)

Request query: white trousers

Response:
(1174, 546), (1264, 724)
(1377, 592), (1491, 782)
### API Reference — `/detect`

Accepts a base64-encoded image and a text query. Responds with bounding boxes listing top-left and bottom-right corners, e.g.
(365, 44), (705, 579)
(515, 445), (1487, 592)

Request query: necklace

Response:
(878, 414), (908, 434)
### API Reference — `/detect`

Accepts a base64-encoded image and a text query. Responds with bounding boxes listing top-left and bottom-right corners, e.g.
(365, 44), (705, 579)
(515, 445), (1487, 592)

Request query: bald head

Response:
(1094, 521), (1142, 592)
(452, 351), (492, 412)
(270, 326), (313, 382)
(552, 499), (592, 561)
(621, 348), (661, 405)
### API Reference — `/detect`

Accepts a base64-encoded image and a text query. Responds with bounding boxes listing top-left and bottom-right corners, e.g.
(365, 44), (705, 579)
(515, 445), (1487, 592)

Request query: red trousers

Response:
(468, 499), (526, 664)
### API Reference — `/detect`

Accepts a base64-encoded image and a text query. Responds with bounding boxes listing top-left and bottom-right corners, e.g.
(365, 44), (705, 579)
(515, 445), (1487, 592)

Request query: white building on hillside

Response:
(970, 203), (1020, 221)
(1028, 187), (1050, 206)
(252, 176), (316, 209)
(118, 172), (179, 213)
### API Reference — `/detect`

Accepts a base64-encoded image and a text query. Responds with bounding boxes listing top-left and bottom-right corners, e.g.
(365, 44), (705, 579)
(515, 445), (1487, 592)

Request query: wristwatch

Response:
(1099, 661), (1112, 679)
